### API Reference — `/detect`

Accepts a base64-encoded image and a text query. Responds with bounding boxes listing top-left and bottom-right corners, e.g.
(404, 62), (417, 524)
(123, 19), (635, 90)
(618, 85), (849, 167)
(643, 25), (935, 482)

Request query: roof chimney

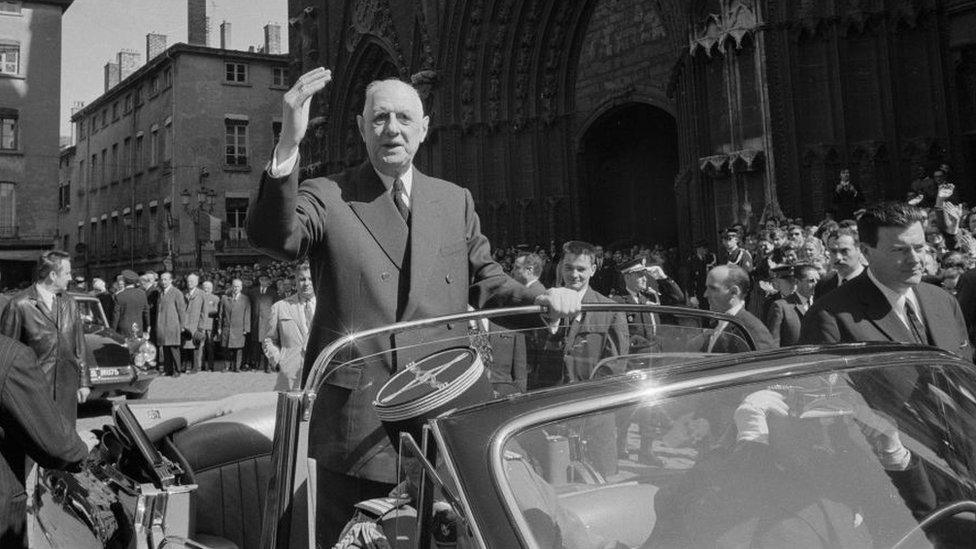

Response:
(103, 61), (119, 92)
(117, 49), (141, 82)
(146, 33), (167, 61)
(187, 0), (207, 46)
(264, 23), (281, 54)
(70, 101), (84, 144)
(219, 21), (231, 49)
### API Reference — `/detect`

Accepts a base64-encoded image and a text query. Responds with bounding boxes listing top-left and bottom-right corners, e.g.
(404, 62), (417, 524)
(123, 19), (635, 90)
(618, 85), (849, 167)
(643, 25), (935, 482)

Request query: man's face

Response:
(187, 274), (198, 289)
(160, 273), (172, 288)
(295, 269), (314, 297)
(759, 240), (773, 254)
(772, 233), (787, 248)
(796, 269), (820, 299)
(357, 81), (429, 177)
(561, 253), (595, 292)
(512, 257), (530, 284)
(260, 276), (270, 288)
(202, 281), (213, 294)
(934, 170), (946, 184)
(624, 271), (648, 293)
(51, 259), (72, 291)
(772, 277), (795, 296)
(704, 267), (735, 312)
(861, 222), (926, 293)
(840, 169), (850, 182)
(788, 228), (804, 246)
(232, 280), (243, 294)
(827, 235), (861, 277)
(722, 235), (738, 252)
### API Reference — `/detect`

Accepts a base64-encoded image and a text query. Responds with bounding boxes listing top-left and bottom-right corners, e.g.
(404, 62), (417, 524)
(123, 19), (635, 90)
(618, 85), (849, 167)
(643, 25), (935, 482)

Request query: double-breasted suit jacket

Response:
(219, 293), (251, 349)
(800, 273), (973, 360)
(265, 295), (313, 391)
(112, 286), (149, 337)
(0, 286), (91, 424)
(247, 160), (542, 482)
(765, 293), (808, 347)
(154, 286), (186, 347)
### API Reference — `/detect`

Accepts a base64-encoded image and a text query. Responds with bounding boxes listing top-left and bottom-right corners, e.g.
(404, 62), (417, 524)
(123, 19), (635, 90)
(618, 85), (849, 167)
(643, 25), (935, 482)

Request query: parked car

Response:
(73, 293), (158, 400)
(27, 304), (976, 548)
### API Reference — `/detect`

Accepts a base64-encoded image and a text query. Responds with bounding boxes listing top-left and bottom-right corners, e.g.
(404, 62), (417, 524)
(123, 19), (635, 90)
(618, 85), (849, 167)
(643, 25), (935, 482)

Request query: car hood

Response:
(85, 325), (133, 368)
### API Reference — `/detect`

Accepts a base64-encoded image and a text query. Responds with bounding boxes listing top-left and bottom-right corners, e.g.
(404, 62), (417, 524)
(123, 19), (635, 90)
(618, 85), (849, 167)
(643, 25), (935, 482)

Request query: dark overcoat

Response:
(112, 285), (149, 337)
(219, 294), (250, 349)
(154, 286), (186, 347)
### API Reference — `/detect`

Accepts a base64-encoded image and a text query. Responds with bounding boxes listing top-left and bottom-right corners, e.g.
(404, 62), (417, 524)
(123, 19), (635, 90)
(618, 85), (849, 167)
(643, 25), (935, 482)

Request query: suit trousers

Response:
(316, 468), (395, 547)
(161, 345), (182, 376)
(201, 330), (216, 371)
(225, 347), (244, 372)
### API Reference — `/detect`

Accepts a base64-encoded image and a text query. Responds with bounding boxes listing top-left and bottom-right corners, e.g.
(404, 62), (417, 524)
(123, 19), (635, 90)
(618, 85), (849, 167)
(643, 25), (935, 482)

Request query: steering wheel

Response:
(892, 500), (976, 549)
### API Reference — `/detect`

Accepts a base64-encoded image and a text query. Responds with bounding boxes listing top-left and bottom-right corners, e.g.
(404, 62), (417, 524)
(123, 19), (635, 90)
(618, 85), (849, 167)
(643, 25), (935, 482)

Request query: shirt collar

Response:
(841, 264), (865, 283)
(34, 283), (56, 303)
(866, 268), (920, 315)
(725, 301), (745, 317)
(373, 165), (414, 197)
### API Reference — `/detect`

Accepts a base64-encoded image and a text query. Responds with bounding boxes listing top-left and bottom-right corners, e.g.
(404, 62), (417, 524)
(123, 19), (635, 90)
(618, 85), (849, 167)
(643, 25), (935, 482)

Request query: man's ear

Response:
(356, 114), (366, 141)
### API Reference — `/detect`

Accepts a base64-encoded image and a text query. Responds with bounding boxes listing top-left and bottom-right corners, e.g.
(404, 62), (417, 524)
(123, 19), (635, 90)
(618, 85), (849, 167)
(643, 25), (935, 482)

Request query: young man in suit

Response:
(247, 69), (581, 544)
(264, 263), (315, 391)
(155, 272), (186, 377)
(703, 264), (776, 352)
(112, 269), (148, 337)
(800, 202), (972, 360)
(765, 264), (819, 347)
(815, 228), (866, 300)
(0, 251), (91, 424)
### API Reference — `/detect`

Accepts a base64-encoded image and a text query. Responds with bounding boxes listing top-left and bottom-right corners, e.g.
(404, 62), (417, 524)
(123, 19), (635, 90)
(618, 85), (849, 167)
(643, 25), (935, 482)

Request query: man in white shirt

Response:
(800, 202), (971, 359)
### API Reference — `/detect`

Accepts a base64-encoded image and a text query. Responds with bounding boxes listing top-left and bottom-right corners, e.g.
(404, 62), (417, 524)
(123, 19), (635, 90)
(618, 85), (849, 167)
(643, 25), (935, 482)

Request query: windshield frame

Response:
(74, 294), (110, 328)
(486, 352), (972, 549)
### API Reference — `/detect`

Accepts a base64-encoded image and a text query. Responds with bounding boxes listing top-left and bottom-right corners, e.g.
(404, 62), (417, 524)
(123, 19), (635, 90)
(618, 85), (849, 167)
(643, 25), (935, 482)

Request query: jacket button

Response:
(446, 274), (453, 283)
(381, 272), (391, 281)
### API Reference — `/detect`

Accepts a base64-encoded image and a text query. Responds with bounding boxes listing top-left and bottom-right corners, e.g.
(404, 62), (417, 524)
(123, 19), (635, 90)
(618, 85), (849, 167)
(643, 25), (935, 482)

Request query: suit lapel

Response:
(857, 276), (914, 343)
(401, 169), (442, 321)
(346, 162), (409, 269)
(916, 284), (951, 350)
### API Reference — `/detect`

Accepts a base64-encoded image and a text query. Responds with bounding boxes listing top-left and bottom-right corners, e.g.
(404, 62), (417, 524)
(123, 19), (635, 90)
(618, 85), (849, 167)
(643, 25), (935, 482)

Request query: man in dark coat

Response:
(91, 277), (115, 327)
(112, 269), (148, 337)
(245, 274), (277, 372)
(0, 251), (92, 425)
(154, 272), (185, 377)
(246, 69), (579, 545)
(0, 333), (89, 548)
(219, 279), (250, 372)
(141, 272), (160, 351)
(800, 202), (972, 360)
(703, 264), (776, 352)
(765, 264), (819, 347)
(815, 228), (866, 300)
(686, 239), (716, 309)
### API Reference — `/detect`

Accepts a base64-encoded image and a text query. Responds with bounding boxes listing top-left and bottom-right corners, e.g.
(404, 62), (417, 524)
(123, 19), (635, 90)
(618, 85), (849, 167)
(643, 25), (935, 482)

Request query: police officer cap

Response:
(769, 264), (795, 279)
(618, 258), (646, 275)
(121, 269), (140, 284)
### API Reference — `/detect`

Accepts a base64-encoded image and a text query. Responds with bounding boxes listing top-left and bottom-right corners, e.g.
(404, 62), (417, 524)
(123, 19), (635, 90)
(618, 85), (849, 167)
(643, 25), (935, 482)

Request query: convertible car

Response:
(73, 293), (158, 400)
(27, 304), (976, 548)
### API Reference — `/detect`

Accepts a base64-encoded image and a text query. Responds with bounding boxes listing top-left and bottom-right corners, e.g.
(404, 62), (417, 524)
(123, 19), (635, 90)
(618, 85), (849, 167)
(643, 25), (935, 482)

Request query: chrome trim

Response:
(428, 421), (487, 549)
(261, 391), (304, 549)
(487, 355), (942, 549)
(304, 304), (740, 393)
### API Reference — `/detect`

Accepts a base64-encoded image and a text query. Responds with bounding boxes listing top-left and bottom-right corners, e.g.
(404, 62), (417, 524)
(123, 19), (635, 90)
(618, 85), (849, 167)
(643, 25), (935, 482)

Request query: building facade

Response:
(0, 0), (72, 289)
(64, 40), (288, 280)
(289, 0), (976, 254)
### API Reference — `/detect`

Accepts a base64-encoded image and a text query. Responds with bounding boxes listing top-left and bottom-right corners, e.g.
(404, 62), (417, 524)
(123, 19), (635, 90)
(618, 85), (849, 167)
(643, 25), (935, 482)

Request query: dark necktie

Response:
(905, 301), (930, 345)
(392, 178), (410, 223)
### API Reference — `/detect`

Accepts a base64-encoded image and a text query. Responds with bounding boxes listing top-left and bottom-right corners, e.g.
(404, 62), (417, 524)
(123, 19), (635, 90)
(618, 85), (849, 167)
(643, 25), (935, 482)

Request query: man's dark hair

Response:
(837, 219), (858, 231)
(515, 252), (543, 276)
(857, 202), (926, 247)
(724, 264), (751, 296)
(562, 240), (598, 265)
(34, 250), (70, 281)
(827, 227), (860, 245)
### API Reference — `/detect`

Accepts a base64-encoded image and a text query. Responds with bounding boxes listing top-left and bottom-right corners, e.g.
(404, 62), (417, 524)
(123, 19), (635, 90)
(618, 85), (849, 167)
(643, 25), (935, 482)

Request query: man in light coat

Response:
(264, 263), (315, 391)
(182, 273), (205, 373)
(155, 272), (186, 377)
(199, 281), (221, 371)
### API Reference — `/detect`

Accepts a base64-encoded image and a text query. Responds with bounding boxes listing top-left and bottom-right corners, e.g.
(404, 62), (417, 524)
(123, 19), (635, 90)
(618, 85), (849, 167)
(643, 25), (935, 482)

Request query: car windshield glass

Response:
(497, 362), (976, 549)
(76, 298), (107, 328)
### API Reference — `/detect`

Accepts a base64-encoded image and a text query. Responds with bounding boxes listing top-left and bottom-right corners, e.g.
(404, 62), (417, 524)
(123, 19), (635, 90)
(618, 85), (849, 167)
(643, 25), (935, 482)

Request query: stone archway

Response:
(578, 103), (679, 248)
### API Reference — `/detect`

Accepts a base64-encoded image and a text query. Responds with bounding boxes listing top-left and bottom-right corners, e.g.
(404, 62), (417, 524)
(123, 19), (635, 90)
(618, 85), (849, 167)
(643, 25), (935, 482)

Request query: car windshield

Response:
(497, 360), (976, 549)
(76, 297), (107, 328)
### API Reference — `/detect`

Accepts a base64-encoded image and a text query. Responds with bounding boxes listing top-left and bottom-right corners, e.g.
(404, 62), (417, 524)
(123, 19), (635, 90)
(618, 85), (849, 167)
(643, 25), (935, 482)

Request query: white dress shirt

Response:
(866, 269), (925, 334)
(269, 146), (413, 208)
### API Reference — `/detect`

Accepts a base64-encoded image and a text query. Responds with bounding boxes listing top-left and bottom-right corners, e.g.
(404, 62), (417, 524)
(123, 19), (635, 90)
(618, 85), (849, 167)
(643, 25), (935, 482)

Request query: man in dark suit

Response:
(219, 279), (251, 372)
(247, 68), (580, 544)
(815, 228), (866, 300)
(800, 202), (972, 360)
(245, 274), (277, 372)
(703, 264), (776, 352)
(0, 251), (91, 424)
(155, 272), (186, 377)
(765, 264), (819, 347)
(512, 251), (544, 291)
(112, 269), (148, 337)
(687, 239), (716, 309)
(0, 333), (90, 548)
(141, 272), (160, 352)
(91, 277), (115, 327)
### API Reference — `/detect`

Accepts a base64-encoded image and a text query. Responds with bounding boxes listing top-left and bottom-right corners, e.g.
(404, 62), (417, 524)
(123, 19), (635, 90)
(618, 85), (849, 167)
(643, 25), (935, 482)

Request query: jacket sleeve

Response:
(247, 159), (326, 262)
(244, 297), (252, 334)
(799, 304), (841, 346)
(0, 342), (87, 470)
(658, 278), (686, 306)
(0, 300), (23, 343)
(765, 303), (784, 347)
(264, 302), (282, 364)
(612, 311), (630, 356)
(112, 297), (122, 332)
